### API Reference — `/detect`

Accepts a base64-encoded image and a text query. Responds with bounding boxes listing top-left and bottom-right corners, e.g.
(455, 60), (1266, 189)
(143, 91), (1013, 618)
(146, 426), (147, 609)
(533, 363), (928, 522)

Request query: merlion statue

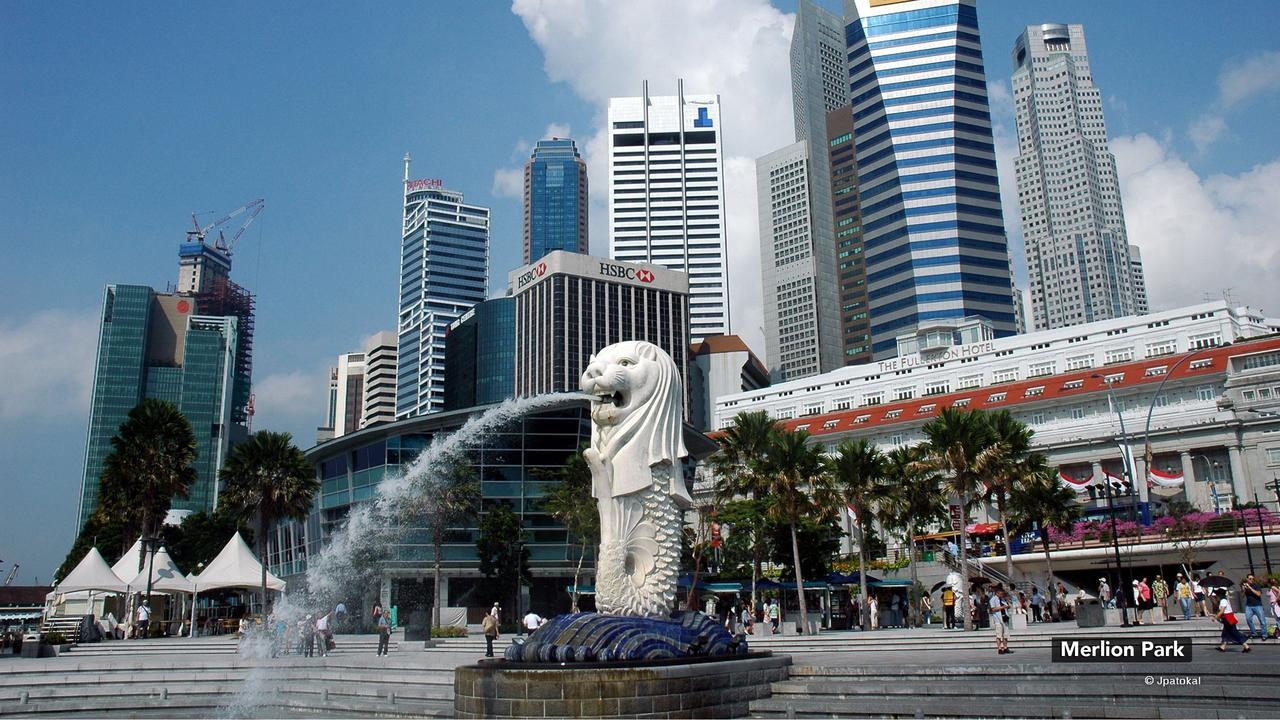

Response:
(580, 340), (689, 617)
(501, 340), (745, 662)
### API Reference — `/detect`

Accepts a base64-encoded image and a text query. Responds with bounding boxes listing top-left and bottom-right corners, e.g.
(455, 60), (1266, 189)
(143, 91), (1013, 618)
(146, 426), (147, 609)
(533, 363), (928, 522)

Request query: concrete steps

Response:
(0, 656), (453, 718)
(60, 634), (401, 657)
(751, 662), (1280, 719)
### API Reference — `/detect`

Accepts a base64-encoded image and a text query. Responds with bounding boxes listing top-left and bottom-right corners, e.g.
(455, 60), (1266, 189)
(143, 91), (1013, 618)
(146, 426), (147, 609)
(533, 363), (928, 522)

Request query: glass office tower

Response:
(524, 139), (588, 265)
(844, 0), (1017, 358)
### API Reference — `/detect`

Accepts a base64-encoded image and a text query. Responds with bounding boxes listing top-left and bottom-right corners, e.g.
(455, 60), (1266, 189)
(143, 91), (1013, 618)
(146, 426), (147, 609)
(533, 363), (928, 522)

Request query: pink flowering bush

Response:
(1041, 507), (1275, 548)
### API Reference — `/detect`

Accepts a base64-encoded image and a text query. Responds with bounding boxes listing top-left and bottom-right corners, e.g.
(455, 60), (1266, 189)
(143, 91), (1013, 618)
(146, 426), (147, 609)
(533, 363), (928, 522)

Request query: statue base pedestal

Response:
(454, 653), (790, 719)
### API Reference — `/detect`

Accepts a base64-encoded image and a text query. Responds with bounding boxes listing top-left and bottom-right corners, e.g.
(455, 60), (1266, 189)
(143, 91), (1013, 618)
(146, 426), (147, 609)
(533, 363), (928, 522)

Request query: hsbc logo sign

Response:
(600, 262), (655, 283)
(516, 261), (548, 289)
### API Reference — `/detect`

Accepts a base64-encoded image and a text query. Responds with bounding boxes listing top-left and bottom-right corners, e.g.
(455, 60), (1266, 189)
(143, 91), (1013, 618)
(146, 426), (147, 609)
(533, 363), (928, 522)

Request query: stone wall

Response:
(453, 653), (791, 718)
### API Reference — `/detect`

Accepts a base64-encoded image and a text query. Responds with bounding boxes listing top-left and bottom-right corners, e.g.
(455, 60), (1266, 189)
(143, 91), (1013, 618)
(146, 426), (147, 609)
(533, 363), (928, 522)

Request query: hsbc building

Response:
(508, 250), (690, 397)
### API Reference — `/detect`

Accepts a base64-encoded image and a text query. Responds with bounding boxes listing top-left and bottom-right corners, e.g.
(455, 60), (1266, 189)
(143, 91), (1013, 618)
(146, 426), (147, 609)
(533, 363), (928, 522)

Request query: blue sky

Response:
(3, 1), (1279, 584)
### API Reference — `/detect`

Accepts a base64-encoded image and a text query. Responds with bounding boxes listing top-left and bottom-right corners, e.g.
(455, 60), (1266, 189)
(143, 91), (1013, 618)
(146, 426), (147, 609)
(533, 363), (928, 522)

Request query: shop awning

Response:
(965, 523), (1002, 535)
(826, 571), (881, 585)
(914, 530), (960, 541)
(869, 579), (914, 588)
(0, 611), (43, 621)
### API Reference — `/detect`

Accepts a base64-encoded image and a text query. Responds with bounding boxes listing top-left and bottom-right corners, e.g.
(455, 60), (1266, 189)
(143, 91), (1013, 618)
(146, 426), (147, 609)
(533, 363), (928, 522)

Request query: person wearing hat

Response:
(489, 602), (501, 619)
(1175, 574), (1193, 621)
(1098, 578), (1112, 608)
(1214, 588), (1251, 652)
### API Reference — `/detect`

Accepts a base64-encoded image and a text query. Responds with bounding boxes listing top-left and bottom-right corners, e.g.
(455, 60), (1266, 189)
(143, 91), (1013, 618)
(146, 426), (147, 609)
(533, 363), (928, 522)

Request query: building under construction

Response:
(77, 201), (262, 529)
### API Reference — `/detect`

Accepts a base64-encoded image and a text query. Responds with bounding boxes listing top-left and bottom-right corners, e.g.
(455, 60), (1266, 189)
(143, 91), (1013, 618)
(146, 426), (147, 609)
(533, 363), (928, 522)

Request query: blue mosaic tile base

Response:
(503, 611), (748, 663)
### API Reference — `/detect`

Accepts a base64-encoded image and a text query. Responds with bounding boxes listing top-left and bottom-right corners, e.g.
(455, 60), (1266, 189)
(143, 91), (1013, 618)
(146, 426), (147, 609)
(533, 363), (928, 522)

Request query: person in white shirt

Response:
(522, 611), (542, 634)
(315, 613), (331, 657)
(990, 588), (1012, 655)
(1214, 588), (1251, 652)
(135, 603), (150, 639)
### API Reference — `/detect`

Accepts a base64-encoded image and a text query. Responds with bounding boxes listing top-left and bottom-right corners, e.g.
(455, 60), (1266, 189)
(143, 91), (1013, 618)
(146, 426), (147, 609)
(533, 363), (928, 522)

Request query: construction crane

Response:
(187, 198), (265, 258)
(3, 563), (18, 586)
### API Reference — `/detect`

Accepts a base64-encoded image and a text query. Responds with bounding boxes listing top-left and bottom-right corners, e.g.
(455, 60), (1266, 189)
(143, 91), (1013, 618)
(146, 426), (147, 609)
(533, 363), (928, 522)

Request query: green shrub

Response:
(430, 626), (468, 638)
(42, 632), (68, 645)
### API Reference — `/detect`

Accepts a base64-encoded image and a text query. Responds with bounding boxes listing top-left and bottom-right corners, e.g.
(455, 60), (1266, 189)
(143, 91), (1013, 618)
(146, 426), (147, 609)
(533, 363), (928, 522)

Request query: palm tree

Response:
(984, 410), (1037, 581)
(759, 430), (834, 635)
(879, 445), (944, 627)
(219, 431), (318, 615)
(101, 399), (198, 574)
(830, 438), (885, 630)
(709, 410), (778, 618)
(918, 408), (997, 631)
(421, 460), (480, 628)
(1006, 458), (1080, 610)
(538, 448), (597, 612)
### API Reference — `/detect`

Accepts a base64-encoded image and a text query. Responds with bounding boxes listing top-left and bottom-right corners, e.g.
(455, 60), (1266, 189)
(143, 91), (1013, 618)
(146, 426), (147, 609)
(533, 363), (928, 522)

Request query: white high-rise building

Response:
(397, 155), (489, 418)
(608, 80), (729, 342)
(361, 330), (398, 428)
(788, 0), (850, 372)
(757, 142), (823, 381)
(1012, 24), (1143, 331)
(1129, 245), (1149, 315)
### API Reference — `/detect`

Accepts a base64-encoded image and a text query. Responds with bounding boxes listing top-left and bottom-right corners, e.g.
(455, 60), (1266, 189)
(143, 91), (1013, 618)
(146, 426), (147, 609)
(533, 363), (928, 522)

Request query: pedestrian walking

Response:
(1215, 588), (1252, 652)
(377, 607), (393, 656)
(1192, 574), (1209, 617)
(1152, 576), (1169, 622)
(316, 612), (331, 657)
(1136, 578), (1153, 625)
(303, 615), (316, 657)
(1056, 583), (1069, 621)
(489, 602), (501, 620)
(135, 602), (151, 639)
(741, 604), (752, 634)
(990, 587), (1012, 655)
(1098, 578), (1112, 608)
(768, 598), (780, 633)
(1175, 574), (1193, 621)
(942, 586), (956, 629)
(1030, 588), (1043, 623)
(975, 588), (990, 630)
(523, 610), (542, 635)
(1242, 574), (1267, 641)
(920, 594), (934, 626)
(481, 611), (499, 657)
(869, 595), (879, 630)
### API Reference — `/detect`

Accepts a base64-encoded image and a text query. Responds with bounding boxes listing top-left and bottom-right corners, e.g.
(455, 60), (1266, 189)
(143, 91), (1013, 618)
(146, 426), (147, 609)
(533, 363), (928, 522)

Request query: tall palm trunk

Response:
(1041, 531), (1057, 618)
(857, 518), (869, 631)
(907, 518), (919, 628)
(432, 526), (443, 629)
(958, 492), (973, 631)
(259, 511), (269, 617)
(997, 492), (1015, 583)
(789, 522), (809, 635)
(751, 536), (761, 625)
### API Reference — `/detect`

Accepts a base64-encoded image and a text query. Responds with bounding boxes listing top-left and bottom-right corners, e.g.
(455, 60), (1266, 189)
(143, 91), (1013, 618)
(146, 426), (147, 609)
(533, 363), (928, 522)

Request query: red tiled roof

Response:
(777, 336), (1280, 437)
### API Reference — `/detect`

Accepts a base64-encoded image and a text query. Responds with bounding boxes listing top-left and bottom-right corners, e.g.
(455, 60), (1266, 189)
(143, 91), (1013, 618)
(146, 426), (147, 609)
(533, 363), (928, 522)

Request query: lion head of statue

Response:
(581, 340), (687, 480)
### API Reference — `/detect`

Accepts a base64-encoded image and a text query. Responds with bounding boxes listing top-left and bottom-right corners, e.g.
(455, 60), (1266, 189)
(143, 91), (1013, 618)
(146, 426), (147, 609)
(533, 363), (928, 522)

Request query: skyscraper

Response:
(524, 138), (588, 265)
(444, 298), (515, 411)
(397, 156), (490, 418)
(827, 105), (872, 364)
(1129, 245), (1149, 315)
(844, 0), (1017, 358)
(318, 331), (397, 442)
(608, 80), (729, 342)
(785, 0), (850, 372)
(757, 142), (824, 381)
(509, 251), (689, 398)
(78, 244), (254, 529)
(1012, 23), (1143, 331)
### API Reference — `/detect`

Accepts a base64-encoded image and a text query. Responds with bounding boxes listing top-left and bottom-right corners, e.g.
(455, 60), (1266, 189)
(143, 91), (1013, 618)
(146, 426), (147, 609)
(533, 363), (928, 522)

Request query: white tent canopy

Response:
(192, 532), (284, 592)
(129, 547), (194, 594)
(56, 547), (128, 594)
(111, 538), (144, 582)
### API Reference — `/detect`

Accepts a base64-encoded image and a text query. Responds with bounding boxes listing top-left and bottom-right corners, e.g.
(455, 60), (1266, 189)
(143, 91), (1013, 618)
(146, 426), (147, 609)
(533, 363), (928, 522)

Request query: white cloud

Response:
(250, 369), (327, 442)
(1189, 50), (1280, 154)
(987, 79), (1028, 289)
(1112, 132), (1280, 314)
(511, 0), (795, 358)
(492, 166), (524, 199)
(0, 308), (97, 423)
(544, 122), (571, 139)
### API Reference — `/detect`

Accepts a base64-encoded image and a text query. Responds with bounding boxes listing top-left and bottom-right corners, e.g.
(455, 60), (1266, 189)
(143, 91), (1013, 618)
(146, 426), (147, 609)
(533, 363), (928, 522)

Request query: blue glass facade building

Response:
(397, 171), (490, 419)
(444, 297), (516, 411)
(524, 139), (588, 265)
(844, 0), (1016, 357)
(79, 284), (247, 529)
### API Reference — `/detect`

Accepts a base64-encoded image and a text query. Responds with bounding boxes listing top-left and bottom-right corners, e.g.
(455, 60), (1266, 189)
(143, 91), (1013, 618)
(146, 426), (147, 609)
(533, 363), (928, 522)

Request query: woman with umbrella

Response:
(1212, 586), (1251, 653)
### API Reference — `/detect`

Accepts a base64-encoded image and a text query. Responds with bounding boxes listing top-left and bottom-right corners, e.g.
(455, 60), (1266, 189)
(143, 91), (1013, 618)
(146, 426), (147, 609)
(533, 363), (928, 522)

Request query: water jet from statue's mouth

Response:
(593, 390), (626, 409)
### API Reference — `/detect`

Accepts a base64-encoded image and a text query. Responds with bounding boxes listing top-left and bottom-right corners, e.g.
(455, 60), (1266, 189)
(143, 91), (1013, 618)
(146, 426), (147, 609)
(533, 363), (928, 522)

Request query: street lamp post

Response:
(1092, 374), (1133, 627)
(1141, 345), (1226, 496)
(1253, 492), (1273, 575)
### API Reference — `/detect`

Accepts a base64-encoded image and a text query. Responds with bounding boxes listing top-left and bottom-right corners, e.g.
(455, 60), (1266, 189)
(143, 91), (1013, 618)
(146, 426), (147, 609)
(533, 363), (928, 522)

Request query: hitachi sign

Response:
(599, 262), (655, 283)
